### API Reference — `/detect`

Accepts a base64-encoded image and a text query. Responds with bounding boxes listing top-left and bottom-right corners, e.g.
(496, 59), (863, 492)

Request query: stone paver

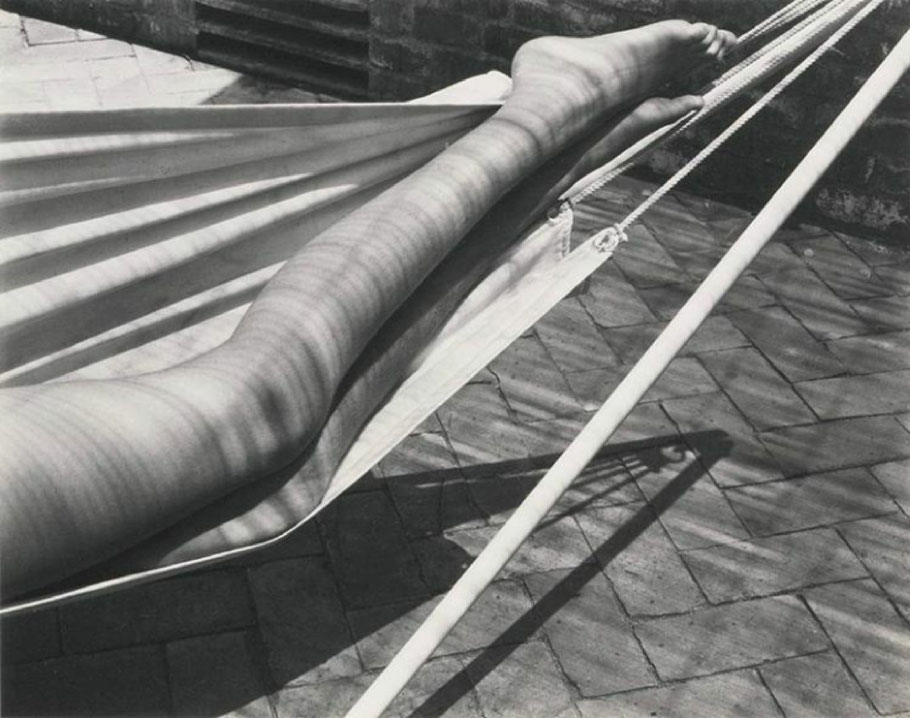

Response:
(662, 392), (784, 487)
(467, 641), (575, 718)
(871, 459), (910, 513)
(638, 276), (776, 319)
(759, 651), (877, 717)
(609, 227), (681, 289)
(599, 315), (750, 368)
(134, 43), (192, 73)
(348, 580), (534, 669)
(759, 266), (871, 340)
(557, 452), (642, 509)
(3, 13), (909, 716)
(683, 527), (867, 603)
(724, 467), (898, 535)
(59, 569), (255, 653)
(3, 645), (172, 716)
(534, 297), (621, 374)
(700, 346), (817, 429)
(577, 670), (779, 718)
(276, 657), (483, 718)
(608, 223), (682, 286)
(682, 315), (751, 354)
(275, 674), (372, 718)
(826, 329), (910, 373)
(320, 491), (429, 609)
(630, 443), (749, 550)
(606, 402), (681, 450)
(576, 503), (706, 616)
(837, 230), (906, 266)
(790, 234), (890, 300)
(634, 595), (828, 680)
(598, 321), (664, 365)
(875, 260), (910, 295)
(389, 472), (484, 538)
(463, 468), (542, 525)
(565, 356), (718, 407)
(490, 335), (582, 422)
(899, 412), (910, 433)
(380, 428), (460, 479)
(850, 294), (910, 330)
(579, 261), (656, 328)
(837, 512), (910, 610)
(413, 517), (593, 591)
(382, 433), (485, 538)
(642, 356), (719, 402)
(437, 382), (533, 475)
(639, 196), (720, 256)
(22, 17), (78, 45)
(728, 306), (845, 382)
(1, 609), (60, 665)
(525, 568), (655, 696)
(803, 579), (910, 714)
(248, 557), (361, 687)
(461, 434), (641, 520)
(167, 630), (272, 718)
(796, 369), (910, 419)
(760, 415), (910, 477)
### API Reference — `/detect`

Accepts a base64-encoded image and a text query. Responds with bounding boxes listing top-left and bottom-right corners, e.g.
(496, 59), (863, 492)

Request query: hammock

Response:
(0, 70), (579, 612)
(0, 0), (892, 615)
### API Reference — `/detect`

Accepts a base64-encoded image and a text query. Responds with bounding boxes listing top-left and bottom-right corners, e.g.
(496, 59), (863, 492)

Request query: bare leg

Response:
(0, 22), (735, 599)
(97, 93), (708, 569)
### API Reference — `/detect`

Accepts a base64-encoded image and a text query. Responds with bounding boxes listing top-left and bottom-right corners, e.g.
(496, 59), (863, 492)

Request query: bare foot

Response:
(602, 93), (705, 154)
(504, 20), (735, 140)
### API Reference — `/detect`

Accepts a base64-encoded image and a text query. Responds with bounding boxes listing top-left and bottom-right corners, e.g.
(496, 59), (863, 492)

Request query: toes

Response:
(635, 94), (704, 127)
(718, 30), (738, 59)
(673, 94), (705, 115)
(700, 23), (720, 50)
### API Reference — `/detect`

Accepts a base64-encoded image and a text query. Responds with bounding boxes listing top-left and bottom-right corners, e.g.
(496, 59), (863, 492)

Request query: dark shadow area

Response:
(1, 428), (731, 716)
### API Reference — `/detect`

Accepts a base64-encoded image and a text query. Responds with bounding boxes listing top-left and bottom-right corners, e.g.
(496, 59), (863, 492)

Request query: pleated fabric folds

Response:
(0, 74), (510, 386)
(0, 72), (570, 612)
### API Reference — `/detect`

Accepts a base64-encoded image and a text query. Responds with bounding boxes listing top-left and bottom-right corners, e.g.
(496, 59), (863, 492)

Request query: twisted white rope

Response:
(713, 0), (853, 87)
(563, 0), (868, 209)
(738, 0), (839, 46)
(609, 0), (884, 236)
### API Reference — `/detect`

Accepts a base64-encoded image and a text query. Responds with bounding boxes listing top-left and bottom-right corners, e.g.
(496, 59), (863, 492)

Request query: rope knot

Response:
(593, 225), (628, 254)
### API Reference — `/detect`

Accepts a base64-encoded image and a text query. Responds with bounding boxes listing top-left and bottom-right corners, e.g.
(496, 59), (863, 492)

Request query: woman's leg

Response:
(0, 21), (734, 598)
(101, 93), (709, 568)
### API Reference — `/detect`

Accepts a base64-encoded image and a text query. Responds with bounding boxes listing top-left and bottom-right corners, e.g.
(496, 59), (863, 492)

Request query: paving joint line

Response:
(796, 586), (884, 716)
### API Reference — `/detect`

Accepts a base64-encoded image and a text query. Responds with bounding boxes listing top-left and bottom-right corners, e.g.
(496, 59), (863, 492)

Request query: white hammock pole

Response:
(345, 25), (910, 718)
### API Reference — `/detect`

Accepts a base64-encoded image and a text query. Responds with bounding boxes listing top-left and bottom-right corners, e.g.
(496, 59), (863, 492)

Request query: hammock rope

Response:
(563, 0), (870, 209)
(711, 0), (857, 88)
(738, 0), (840, 46)
(346, 4), (906, 715)
(600, 0), (886, 241)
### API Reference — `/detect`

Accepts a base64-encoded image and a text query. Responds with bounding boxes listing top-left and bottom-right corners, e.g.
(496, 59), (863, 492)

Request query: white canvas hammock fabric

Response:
(0, 71), (584, 613)
(0, 0), (885, 614)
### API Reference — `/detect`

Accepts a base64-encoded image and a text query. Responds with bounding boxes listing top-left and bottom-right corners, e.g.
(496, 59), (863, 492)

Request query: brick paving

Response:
(2, 12), (910, 718)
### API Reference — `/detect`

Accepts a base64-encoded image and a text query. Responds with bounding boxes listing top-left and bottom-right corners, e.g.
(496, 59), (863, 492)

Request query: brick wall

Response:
(370, 0), (910, 238)
(2, 0), (195, 52)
